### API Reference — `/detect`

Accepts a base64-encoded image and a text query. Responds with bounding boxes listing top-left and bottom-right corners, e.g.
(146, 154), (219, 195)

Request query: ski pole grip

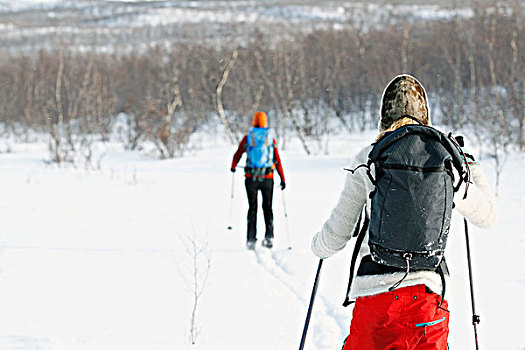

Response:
(455, 135), (465, 147)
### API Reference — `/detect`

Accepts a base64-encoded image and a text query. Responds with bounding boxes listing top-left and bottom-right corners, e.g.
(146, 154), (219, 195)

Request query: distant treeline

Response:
(0, 3), (523, 162)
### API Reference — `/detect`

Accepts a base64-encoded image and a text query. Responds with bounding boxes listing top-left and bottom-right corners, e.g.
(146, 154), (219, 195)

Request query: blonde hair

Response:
(376, 117), (423, 141)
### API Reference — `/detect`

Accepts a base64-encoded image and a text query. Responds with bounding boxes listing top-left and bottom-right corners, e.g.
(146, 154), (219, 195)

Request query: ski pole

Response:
(282, 191), (292, 250)
(464, 218), (480, 350)
(227, 172), (235, 230)
(299, 259), (323, 350)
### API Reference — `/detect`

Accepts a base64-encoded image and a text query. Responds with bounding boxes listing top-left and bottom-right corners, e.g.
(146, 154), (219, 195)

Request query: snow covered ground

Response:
(0, 129), (523, 349)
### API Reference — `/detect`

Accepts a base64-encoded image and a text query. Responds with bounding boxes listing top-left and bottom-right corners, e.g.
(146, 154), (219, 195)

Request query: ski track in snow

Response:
(2, 134), (524, 349)
(270, 250), (351, 341)
(251, 247), (347, 349)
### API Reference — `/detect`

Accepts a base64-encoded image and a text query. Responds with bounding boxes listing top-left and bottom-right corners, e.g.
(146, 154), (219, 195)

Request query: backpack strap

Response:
(344, 161), (376, 186)
(447, 132), (472, 199)
(246, 128), (254, 167)
(436, 259), (449, 311)
(248, 128), (255, 147)
(343, 211), (370, 307)
(265, 128), (272, 146)
(265, 128), (273, 166)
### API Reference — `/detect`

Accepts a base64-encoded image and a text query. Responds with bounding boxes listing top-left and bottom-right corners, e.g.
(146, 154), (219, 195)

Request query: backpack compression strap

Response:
(343, 212), (369, 307)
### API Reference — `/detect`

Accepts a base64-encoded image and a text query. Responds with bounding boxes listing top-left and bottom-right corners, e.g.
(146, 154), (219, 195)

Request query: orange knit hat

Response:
(252, 111), (268, 128)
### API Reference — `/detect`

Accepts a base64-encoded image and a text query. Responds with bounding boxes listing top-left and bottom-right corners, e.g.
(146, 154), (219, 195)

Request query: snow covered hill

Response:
(0, 130), (523, 349)
(0, 0), (478, 55)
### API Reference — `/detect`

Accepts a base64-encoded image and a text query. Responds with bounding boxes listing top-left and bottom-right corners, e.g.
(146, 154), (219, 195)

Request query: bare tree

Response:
(0, 4), (523, 162)
(509, 0), (524, 150)
(50, 51), (67, 164)
(216, 50), (238, 144)
(177, 229), (211, 346)
(155, 62), (186, 159)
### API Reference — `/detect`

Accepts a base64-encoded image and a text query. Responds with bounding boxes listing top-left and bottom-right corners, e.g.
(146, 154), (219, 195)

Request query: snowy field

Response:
(0, 129), (524, 350)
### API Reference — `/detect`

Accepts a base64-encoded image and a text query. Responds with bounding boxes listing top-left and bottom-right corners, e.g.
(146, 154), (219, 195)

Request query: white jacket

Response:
(311, 145), (498, 300)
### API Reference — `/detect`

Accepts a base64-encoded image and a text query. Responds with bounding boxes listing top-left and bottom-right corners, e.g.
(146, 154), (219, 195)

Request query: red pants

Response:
(342, 285), (449, 350)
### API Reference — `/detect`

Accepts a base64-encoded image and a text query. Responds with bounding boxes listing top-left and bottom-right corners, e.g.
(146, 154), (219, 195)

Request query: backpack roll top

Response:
(368, 125), (465, 270)
(369, 125), (465, 181)
(246, 127), (274, 169)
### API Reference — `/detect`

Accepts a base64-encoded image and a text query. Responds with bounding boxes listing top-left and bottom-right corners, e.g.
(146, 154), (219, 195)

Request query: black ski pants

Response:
(245, 178), (274, 242)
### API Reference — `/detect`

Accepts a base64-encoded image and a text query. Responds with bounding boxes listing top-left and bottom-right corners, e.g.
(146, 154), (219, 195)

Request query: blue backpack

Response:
(246, 127), (274, 169)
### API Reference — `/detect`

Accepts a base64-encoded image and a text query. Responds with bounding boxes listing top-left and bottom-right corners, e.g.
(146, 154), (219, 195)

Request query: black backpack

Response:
(343, 124), (468, 306)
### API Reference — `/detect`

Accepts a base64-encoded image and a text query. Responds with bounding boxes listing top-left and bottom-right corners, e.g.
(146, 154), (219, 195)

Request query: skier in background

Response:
(231, 111), (286, 250)
(311, 74), (497, 349)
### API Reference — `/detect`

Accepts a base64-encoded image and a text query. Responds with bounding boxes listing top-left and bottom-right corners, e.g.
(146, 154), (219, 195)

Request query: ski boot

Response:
(262, 237), (273, 249)
(246, 240), (256, 250)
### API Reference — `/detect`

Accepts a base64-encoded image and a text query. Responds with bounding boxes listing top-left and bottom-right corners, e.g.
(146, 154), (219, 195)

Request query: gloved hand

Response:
(454, 136), (477, 166)
(461, 148), (477, 166)
(231, 168), (236, 173)
(280, 182), (286, 190)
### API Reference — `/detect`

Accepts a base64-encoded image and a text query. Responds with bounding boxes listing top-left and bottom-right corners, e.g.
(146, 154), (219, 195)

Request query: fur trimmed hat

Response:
(379, 74), (430, 132)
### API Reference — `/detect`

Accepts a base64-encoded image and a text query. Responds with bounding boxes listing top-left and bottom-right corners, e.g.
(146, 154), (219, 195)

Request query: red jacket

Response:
(231, 134), (285, 183)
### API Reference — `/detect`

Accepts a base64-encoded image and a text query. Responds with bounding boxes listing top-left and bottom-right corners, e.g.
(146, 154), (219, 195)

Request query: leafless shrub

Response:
(0, 2), (522, 160)
(177, 229), (212, 346)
